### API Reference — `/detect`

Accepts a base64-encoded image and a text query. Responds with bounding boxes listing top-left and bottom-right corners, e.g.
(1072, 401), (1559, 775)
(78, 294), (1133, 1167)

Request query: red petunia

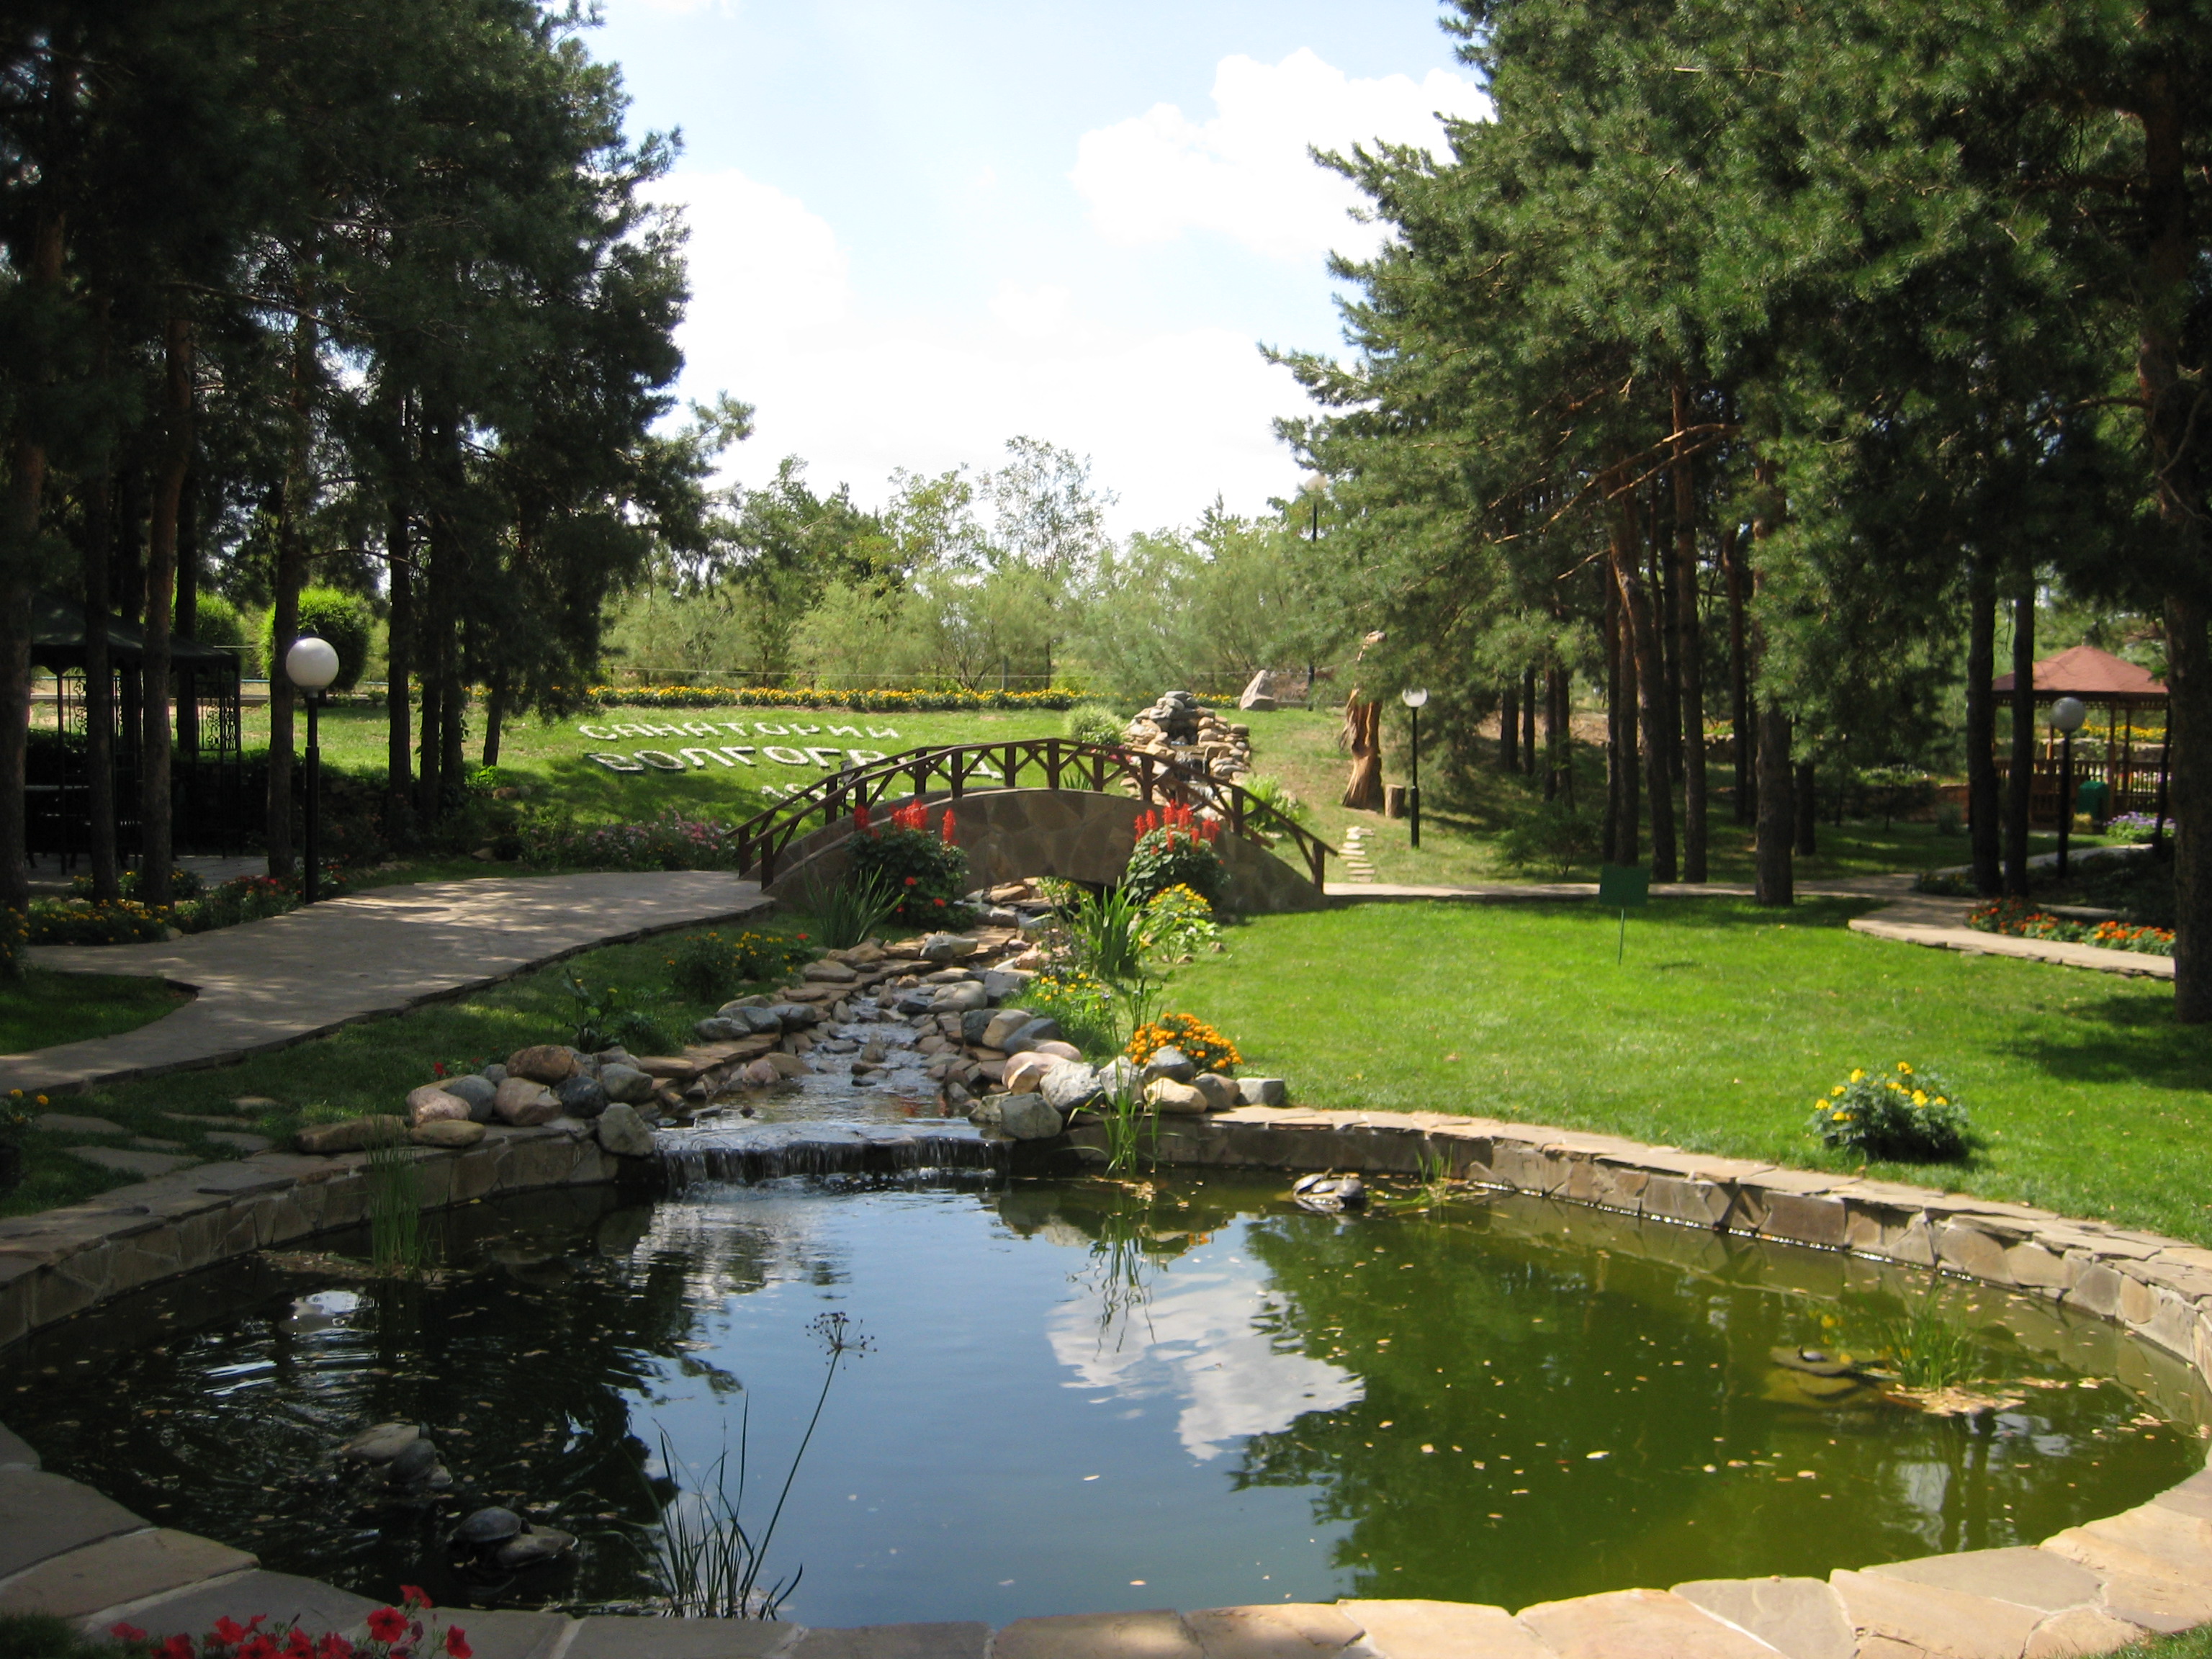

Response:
(315, 1635), (356, 1659)
(159, 1636), (194, 1659)
(366, 1609), (408, 1645)
(398, 1590), (433, 1613)
(213, 1619), (253, 1646)
(285, 1629), (315, 1659)
(111, 1626), (149, 1645)
(239, 1636), (279, 1659)
(444, 1631), (472, 1659)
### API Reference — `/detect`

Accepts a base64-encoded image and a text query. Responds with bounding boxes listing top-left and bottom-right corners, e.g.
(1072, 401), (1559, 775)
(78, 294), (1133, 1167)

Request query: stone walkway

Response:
(2, 872), (770, 1095)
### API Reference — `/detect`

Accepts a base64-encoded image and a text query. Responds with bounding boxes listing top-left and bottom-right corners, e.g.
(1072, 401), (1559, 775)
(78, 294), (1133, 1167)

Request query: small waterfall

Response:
(655, 1120), (1004, 1192)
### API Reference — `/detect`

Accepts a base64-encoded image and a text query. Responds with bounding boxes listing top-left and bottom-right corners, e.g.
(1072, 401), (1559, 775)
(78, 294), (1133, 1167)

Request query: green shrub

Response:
(1141, 884), (1220, 961)
(188, 590), (252, 653)
(26, 899), (171, 945)
(1498, 800), (1601, 878)
(665, 927), (813, 1004)
(0, 907), (23, 984)
(844, 801), (971, 925)
(804, 869), (901, 950)
(1123, 804), (1226, 909)
(259, 585), (374, 691)
(1065, 703), (1125, 747)
(1022, 968), (1119, 1060)
(564, 969), (670, 1053)
(1809, 1062), (1969, 1161)
(1241, 773), (1308, 824)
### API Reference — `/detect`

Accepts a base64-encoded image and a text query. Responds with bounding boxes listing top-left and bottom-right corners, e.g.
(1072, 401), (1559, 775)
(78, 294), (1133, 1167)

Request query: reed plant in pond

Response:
(1869, 1294), (1979, 1389)
(364, 1133), (429, 1277)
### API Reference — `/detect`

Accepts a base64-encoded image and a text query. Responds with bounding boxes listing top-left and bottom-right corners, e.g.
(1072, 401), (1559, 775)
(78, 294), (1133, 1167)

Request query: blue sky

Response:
(590, 1), (1488, 531)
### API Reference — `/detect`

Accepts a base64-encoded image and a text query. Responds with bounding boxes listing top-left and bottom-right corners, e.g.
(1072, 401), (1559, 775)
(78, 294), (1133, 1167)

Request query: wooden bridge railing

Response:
(723, 738), (1334, 891)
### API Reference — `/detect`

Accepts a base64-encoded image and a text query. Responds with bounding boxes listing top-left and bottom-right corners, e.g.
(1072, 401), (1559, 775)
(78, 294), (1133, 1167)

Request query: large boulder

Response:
(1238, 670), (1277, 712)
(1039, 1061), (1105, 1112)
(1236, 1076), (1288, 1107)
(1142, 1046), (1196, 1084)
(441, 1074), (499, 1120)
(595, 1104), (655, 1157)
(1002, 1017), (1064, 1053)
(695, 1017), (747, 1041)
(557, 1074), (610, 1119)
(505, 1045), (577, 1085)
(999, 1095), (1066, 1141)
(920, 934), (979, 964)
(716, 1004), (786, 1035)
(405, 1085), (474, 1128)
(1002, 1052), (1056, 1094)
(493, 1078), (560, 1126)
(599, 1063), (655, 1105)
(411, 1120), (486, 1149)
(295, 1115), (406, 1155)
(1146, 1079), (1208, 1115)
(766, 1002), (822, 1028)
(933, 981), (989, 1014)
(1192, 1073), (1240, 1112)
(981, 1009), (1033, 1050)
(802, 959), (858, 984)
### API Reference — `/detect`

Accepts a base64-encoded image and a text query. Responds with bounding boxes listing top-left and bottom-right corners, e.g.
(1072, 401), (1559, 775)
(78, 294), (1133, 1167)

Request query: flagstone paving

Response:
(1, 871), (771, 1096)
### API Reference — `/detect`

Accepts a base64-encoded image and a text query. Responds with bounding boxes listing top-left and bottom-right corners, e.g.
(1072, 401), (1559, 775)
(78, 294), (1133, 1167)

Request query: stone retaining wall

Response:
(3, 1109), (2210, 1659)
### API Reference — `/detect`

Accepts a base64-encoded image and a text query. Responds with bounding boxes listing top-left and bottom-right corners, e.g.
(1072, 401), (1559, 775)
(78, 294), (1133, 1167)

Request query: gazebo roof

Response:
(1992, 643), (2166, 703)
(30, 591), (238, 673)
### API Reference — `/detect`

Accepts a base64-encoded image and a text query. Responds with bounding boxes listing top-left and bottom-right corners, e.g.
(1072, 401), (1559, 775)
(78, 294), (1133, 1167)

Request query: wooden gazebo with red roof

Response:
(1992, 643), (2167, 824)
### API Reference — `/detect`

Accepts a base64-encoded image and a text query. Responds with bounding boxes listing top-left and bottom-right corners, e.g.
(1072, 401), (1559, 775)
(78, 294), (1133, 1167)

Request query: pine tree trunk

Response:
(1499, 683), (1520, 773)
(2168, 595), (2212, 1022)
(1542, 666), (1563, 802)
(1794, 760), (1817, 857)
(0, 210), (62, 922)
(83, 469), (120, 901)
(1614, 500), (1676, 882)
(266, 313), (313, 878)
(1603, 580), (1623, 861)
(1519, 667), (1537, 775)
(1671, 378), (1707, 881)
(1966, 554), (2002, 895)
(1755, 709), (1794, 904)
(1722, 523), (1752, 824)
(482, 670), (507, 768)
(1650, 487), (1682, 788)
(174, 469), (199, 781)
(415, 665), (444, 822)
(385, 493), (414, 840)
(2005, 580), (2036, 896)
(140, 314), (192, 907)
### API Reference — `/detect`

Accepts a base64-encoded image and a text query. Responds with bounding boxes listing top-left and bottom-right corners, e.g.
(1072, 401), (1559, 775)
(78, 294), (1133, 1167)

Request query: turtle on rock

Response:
(1292, 1173), (1367, 1214)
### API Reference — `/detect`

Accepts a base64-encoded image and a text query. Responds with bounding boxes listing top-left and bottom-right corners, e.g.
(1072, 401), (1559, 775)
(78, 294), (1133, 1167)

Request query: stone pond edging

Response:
(4, 1110), (2211, 1658)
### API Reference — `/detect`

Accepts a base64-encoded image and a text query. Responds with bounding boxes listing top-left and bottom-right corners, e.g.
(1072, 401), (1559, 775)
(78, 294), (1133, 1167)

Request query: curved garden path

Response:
(1, 872), (770, 1095)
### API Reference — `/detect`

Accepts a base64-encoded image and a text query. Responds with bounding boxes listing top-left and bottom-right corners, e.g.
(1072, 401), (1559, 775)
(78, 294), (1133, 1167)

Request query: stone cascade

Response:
(1123, 691), (1254, 786)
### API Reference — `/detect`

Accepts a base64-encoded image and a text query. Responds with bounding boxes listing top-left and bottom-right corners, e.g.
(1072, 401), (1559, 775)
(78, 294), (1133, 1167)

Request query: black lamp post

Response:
(285, 635), (340, 902)
(1401, 686), (1429, 848)
(2051, 694), (2087, 878)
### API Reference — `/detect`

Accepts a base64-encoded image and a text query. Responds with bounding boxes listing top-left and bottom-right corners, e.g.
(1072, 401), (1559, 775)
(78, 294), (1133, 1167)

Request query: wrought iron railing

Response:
(725, 738), (1334, 890)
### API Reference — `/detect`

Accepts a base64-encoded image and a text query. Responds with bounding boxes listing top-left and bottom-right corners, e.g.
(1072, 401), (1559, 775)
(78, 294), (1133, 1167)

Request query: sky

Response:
(587, 1), (1491, 535)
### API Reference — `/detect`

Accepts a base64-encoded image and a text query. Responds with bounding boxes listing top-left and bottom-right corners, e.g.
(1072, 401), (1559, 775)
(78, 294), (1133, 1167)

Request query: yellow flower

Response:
(1849, 1069), (1865, 1083)
(1912, 1091), (1928, 1106)
(1897, 1061), (1913, 1074)
(1830, 1085), (1846, 1097)
(1933, 1097), (1948, 1107)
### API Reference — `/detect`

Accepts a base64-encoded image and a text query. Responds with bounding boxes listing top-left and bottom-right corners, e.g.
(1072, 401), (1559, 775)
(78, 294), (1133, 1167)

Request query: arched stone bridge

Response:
(722, 739), (1334, 914)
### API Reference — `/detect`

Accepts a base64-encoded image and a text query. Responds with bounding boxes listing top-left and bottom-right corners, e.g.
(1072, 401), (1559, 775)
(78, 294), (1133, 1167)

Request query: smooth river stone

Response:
(493, 1078), (560, 1126)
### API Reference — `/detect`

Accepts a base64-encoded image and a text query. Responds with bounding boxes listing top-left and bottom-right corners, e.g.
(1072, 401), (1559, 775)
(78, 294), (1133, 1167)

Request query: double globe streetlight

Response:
(284, 634), (341, 904)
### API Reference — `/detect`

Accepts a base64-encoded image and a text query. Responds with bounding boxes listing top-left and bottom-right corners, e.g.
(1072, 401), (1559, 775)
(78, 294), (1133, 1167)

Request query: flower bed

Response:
(521, 809), (750, 871)
(1966, 898), (2174, 956)
(588, 685), (1079, 711)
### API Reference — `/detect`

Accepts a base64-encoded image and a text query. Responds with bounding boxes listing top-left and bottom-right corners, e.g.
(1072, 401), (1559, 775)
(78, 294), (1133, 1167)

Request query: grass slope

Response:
(0, 920), (808, 1219)
(0, 971), (189, 1056)
(1165, 899), (2212, 1244)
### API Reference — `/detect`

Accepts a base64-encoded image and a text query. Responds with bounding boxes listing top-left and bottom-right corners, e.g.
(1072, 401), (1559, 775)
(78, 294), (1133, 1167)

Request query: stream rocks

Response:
(296, 1115), (408, 1154)
(505, 1045), (578, 1085)
(406, 1085), (473, 1127)
(594, 1104), (654, 1157)
(493, 1078), (561, 1127)
(1125, 691), (1255, 783)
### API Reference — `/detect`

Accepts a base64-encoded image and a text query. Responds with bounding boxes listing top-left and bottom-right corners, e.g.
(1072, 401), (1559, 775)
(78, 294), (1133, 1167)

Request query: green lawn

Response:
(0, 920), (811, 1218)
(251, 701), (1076, 826)
(0, 971), (189, 1056)
(1164, 899), (2211, 1245)
(1236, 707), (2101, 887)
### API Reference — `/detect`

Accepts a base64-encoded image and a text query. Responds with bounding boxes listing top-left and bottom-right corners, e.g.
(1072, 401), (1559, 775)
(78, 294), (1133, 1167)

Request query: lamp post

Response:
(2051, 695), (2087, 878)
(285, 635), (341, 902)
(1401, 687), (1429, 848)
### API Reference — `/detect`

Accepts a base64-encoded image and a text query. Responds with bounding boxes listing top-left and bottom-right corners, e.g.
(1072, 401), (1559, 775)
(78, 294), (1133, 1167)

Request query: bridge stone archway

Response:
(762, 787), (1328, 914)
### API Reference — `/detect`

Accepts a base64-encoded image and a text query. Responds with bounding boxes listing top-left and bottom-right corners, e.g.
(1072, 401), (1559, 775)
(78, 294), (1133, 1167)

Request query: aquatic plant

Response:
(803, 869), (900, 950)
(1870, 1294), (1980, 1390)
(642, 1313), (870, 1618)
(364, 1133), (428, 1279)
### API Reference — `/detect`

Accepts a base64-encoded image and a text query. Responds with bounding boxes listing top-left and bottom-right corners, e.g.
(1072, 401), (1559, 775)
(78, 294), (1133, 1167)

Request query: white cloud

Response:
(1070, 48), (1490, 262)
(650, 167), (1311, 531)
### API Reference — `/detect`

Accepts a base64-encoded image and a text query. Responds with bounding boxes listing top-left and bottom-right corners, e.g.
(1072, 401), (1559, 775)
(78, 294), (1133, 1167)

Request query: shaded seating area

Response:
(29, 592), (247, 869)
(1991, 643), (2167, 827)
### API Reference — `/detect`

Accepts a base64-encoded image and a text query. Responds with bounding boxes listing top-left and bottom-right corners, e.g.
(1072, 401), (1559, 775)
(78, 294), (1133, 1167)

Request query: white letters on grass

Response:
(581, 719), (904, 778)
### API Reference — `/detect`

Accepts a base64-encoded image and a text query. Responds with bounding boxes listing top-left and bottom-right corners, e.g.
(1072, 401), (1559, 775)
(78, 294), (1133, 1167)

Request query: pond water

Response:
(6, 1152), (2206, 1627)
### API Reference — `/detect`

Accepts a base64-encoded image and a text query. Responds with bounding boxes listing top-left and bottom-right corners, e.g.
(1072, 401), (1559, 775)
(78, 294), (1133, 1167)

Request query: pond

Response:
(6, 1154), (2205, 1627)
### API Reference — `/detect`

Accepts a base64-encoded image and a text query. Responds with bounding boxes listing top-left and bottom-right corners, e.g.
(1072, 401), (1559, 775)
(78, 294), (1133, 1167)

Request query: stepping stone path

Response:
(30, 1114), (125, 1137)
(1339, 824), (1377, 882)
(64, 1146), (200, 1178)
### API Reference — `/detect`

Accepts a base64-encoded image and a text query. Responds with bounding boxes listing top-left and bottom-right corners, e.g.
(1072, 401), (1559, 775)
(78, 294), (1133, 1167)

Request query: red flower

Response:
(932, 897), (945, 907)
(852, 804), (871, 832)
(214, 1619), (258, 1646)
(285, 1630), (315, 1659)
(399, 1589), (433, 1613)
(240, 1636), (279, 1659)
(939, 809), (956, 845)
(111, 1626), (149, 1645)
(367, 1609), (408, 1645)
(160, 1637), (195, 1659)
(315, 1636), (356, 1659)
(904, 876), (917, 886)
(431, 1061), (446, 1078)
(444, 1631), (472, 1659)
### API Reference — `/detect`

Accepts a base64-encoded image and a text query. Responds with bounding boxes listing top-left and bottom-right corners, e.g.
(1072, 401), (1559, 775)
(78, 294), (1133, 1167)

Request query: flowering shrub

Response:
(1141, 884), (1220, 959)
(1808, 1062), (1969, 1161)
(27, 897), (172, 945)
(1022, 968), (1118, 1059)
(173, 868), (349, 935)
(1966, 899), (2173, 957)
(524, 808), (750, 872)
(0, 905), (24, 982)
(109, 1584), (469, 1659)
(590, 684), (1079, 711)
(2103, 811), (2166, 844)
(70, 868), (207, 902)
(845, 799), (970, 924)
(1124, 804), (1226, 909)
(667, 927), (814, 1003)
(1128, 1011), (1242, 1076)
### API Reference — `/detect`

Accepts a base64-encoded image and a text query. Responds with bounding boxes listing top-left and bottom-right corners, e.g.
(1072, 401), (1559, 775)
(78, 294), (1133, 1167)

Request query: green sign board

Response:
(1597, 863), (1650, 963)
